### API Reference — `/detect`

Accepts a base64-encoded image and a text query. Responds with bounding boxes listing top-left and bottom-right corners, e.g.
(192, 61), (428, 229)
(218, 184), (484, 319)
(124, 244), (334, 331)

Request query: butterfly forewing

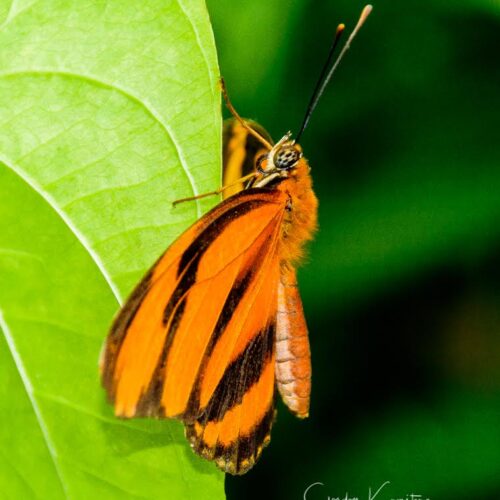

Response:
(101, 189), (287, 442)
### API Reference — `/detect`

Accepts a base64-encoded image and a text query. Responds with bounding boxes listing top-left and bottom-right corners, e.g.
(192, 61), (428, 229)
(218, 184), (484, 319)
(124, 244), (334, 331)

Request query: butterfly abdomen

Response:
(275, 266), (311, 417)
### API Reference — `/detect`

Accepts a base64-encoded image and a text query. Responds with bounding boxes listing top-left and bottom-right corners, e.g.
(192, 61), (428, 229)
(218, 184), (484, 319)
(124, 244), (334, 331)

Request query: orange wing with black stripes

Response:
(101, 188), (288, 474)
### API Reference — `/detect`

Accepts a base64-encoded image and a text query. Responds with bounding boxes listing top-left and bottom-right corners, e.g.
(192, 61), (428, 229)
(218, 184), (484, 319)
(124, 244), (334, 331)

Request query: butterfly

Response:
(100, 5), (371, 475)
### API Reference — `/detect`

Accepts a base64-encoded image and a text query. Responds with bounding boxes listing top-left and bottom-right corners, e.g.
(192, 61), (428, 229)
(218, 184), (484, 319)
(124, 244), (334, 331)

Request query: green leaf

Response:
(0, 1), (224, 498)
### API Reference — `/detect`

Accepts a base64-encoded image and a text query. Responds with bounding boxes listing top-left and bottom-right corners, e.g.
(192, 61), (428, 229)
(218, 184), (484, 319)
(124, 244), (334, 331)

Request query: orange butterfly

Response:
(100, 6), (371, 475)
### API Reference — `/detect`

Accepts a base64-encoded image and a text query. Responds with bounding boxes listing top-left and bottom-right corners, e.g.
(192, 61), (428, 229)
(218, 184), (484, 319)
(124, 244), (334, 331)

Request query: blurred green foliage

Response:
(206, 0), (500, 498)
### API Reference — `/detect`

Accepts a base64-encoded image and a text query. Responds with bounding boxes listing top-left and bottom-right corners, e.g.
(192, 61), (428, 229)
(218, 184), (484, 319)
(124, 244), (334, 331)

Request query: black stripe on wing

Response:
(195, 321), (275, 424)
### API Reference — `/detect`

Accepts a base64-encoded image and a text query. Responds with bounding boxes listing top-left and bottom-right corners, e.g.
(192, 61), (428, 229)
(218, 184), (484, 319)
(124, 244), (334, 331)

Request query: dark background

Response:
(206, 1), (500, 498)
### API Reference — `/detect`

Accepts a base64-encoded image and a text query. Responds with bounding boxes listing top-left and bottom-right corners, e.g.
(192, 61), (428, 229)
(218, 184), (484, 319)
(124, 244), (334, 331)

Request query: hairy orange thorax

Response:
(277, 158), (318, 267)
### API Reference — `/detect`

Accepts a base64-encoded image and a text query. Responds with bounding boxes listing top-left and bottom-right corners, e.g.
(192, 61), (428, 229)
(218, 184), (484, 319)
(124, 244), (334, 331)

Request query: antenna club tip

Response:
(362, 5), (373, 18)
(337, 23), (346, 33)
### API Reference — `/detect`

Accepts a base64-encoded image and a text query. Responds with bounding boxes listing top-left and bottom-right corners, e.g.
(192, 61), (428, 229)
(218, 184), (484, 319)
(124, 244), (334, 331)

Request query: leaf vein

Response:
(0, 155), (123, 304)
(0, 69), (202, 217)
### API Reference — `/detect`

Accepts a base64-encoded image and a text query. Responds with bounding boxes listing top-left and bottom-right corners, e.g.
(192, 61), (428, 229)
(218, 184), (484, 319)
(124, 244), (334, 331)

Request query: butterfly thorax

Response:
(276, 158), (318, 267)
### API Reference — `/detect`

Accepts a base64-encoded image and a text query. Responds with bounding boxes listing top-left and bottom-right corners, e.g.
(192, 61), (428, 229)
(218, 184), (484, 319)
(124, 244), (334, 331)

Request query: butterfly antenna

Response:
(295, 23), (345, 143)
(220, 78), (274, 150)
(295, 4), (373, 143)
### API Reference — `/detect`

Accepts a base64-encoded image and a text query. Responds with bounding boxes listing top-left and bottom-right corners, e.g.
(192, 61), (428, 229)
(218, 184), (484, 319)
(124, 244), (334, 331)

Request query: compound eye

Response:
(275, 146), (301, 170)
(256, 154), (269, 173)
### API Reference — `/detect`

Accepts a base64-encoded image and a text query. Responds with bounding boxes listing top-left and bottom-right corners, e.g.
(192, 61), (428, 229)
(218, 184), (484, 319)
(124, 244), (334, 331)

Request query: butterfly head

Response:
(256, 132), (303, 177)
